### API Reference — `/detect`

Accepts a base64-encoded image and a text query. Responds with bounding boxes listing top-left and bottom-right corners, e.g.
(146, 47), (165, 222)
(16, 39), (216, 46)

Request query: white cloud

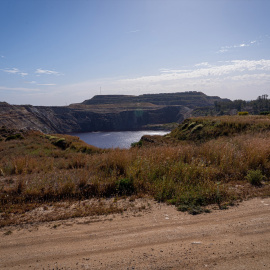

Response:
(229, 73), (270, 82)
(2, 68), (20, 74)
(20, 72), (28, 77)
(1, 68), (28, 77)
(35, 68), (62, 75)
(194, 62), (210, 67)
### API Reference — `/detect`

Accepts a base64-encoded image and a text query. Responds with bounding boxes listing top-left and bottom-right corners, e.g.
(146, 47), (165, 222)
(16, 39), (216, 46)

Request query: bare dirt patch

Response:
(1, 197), (270, 270)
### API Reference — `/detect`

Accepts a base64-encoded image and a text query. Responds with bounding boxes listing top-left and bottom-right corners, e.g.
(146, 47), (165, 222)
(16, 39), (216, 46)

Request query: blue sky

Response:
(1, 0), (270, 106)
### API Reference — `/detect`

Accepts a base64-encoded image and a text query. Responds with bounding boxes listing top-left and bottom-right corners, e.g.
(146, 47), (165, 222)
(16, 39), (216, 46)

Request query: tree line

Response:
(192, 95), (270, 117)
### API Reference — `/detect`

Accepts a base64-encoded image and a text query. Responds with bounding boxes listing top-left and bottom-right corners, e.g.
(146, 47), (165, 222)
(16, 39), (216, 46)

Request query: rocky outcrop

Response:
(0, 92), (230, 134)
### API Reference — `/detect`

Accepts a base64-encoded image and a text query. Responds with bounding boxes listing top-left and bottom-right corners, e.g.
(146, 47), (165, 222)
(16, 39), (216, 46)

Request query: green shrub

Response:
(52, 138), (68, 149)
(5, 133), (24, 141)
(238, 111), (249, 115)
(116, 178), (135, 196)
(245, 169), (264, 186)
(131, 140), (143, 148)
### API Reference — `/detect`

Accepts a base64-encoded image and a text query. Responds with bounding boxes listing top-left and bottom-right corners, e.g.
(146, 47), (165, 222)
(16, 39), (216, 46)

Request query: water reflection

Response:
(72, 130), (169, 149)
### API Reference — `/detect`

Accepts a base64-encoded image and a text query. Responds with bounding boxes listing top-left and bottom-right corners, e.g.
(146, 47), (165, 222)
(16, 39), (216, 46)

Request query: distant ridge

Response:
(81, 91), (229, 107)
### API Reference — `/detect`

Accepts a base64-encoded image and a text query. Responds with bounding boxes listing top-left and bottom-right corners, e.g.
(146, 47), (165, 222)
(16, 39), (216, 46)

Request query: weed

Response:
(246, 169), (265, 186)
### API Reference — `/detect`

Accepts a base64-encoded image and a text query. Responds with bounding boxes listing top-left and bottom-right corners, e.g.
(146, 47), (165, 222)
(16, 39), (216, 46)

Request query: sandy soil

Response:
(1, 197), (270, 270)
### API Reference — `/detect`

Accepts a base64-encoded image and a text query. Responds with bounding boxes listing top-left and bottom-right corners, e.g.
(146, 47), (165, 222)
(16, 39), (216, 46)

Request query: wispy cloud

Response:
(37, 83), (56, 86)
(0, 86), (40, 92)
(1, 68), (28, 77)
(194, 62), (211, 67)
(159, 68), (191, 74)
(1, 67), (62, 77)
(2, 68), (19, 74)
(24, 80), (56, 86)
(128, 29), (140, 33)
(35, 68), (62, 75)
(218, 40), (258, 53)
(20, 72), (28, 76)
(24, 81), (37, 84)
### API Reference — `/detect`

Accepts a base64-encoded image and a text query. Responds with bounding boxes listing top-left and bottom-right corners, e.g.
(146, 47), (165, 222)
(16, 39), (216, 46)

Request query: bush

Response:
(116, 178), (135, 196)
(51, 138), (68, 149)
(238, 111), (249, 116)
(5, 133), (24, 141)
(131, 140), (143, 148)
(245, 169), (265, 186)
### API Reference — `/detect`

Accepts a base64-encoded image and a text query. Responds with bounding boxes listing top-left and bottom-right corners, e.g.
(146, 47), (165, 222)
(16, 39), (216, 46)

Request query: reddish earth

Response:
(1, 197), (270, 270)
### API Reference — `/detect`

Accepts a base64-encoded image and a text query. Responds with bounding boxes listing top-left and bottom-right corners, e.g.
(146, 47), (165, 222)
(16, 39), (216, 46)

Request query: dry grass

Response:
(185, 115), (270, 127)
(170, 115), (270, 142)
(1, 117), (270, 226)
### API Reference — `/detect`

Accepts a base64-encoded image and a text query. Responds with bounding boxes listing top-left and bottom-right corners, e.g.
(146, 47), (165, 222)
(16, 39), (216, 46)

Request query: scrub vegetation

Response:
(1, 115), (270, 227)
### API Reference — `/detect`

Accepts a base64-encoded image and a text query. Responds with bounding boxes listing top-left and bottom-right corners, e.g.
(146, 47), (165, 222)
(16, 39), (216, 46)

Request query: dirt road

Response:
(1, 197), (270, 270)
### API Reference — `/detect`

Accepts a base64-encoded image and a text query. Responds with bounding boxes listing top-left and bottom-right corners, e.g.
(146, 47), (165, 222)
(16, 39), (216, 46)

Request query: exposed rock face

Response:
(0, 92), (229, 134)
(0, 103), (72, 133)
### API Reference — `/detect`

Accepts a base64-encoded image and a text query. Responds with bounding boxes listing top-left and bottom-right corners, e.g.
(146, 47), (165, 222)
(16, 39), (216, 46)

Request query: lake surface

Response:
(72, 130), (169, 149)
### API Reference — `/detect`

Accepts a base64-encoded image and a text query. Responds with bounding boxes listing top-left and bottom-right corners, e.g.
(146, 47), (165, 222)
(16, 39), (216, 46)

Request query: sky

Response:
(0, 0), (270, 106)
